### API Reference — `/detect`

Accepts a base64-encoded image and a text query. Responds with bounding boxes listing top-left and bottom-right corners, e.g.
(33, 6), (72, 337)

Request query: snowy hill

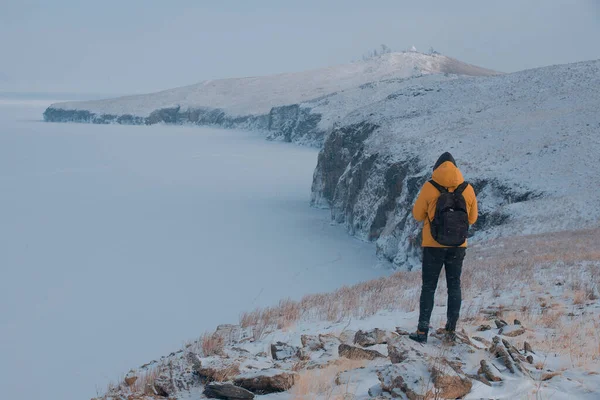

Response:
(43, 52), (498, 144)
(311, 59), (600, 267)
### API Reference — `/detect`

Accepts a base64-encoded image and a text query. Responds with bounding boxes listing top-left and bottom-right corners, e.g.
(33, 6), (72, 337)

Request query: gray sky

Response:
(1, 0), (599, 95)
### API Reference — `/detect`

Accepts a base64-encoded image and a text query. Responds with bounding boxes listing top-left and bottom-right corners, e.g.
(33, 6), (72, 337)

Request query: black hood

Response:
(433, 152), (456, 171)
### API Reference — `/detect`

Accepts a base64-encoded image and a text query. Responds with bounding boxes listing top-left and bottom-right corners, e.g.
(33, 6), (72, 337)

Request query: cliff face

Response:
(311, 124), (541, 269)
(43, 104), (326, 146)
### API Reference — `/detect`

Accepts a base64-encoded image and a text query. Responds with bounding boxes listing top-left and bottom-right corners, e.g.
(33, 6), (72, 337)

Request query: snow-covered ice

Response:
(0, 99), (389, 400)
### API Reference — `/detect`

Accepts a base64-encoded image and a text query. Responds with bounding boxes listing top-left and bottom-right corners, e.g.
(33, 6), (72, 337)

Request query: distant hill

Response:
(43, 52), (498, 143)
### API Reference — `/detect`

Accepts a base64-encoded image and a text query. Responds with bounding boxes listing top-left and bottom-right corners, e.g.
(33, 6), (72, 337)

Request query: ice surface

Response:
(0, 100), (388, 400)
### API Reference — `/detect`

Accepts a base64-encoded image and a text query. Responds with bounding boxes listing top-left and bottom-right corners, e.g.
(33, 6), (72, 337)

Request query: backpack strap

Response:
(428, 179), (448, 193)
(455, 182), (469, 195)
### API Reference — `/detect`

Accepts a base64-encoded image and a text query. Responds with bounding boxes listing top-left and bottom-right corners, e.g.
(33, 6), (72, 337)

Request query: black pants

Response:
(417, 247), (466, 333)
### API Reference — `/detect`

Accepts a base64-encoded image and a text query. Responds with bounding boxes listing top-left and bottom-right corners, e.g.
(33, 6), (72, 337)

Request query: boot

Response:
(409, 330), (428, 343)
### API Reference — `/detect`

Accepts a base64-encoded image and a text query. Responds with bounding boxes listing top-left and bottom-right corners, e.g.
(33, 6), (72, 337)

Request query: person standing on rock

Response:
(409, 152), (478, 343)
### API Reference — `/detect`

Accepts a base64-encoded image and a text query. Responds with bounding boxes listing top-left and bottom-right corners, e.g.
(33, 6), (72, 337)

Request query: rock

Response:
(494, 319), (508, 329)
(187, 352), (203, 374)
(214, 324), (242, 345)
(468, 373), (492, 387)
(477, 324), (492, 331)
(204, 382), (255, 399)
(368, 384), (383, 397)
(377, 361), (472, 399)
(472, 336), (492, 347)
(300, 335), (323, 351)
(124, 375), (138, 387)
(296, 348), (311, 361)
(526, 355), (534, 364)
(338, 330), (357, 345)
(197, 360), (241, 383)
(524, 341), (534, 354)
(499, 325), (526, 337)
(514, 319), (522, 325)
(491, 338), (515, 374)
(319, 334), (342, 355)
(431, 366), (473, 399)
(387, 336), (424, 364)
(153, 375), (175, 397)
(234, 371), (296, 394)
(378, 363), (430, 399)
(478, 360), (502, 382)
(270, 342), (298, 360)
(541, 371), (561, 381)
(502, 338), (527, 363)
(338, 344), (385, 360)
(354, 328), (392, 347)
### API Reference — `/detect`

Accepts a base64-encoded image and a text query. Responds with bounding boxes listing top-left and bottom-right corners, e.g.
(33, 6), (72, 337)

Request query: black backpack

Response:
(428, 180), (470, 246)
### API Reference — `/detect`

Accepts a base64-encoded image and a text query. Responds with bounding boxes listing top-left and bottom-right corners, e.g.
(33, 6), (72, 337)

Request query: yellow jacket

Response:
(412, 161), (478, 247)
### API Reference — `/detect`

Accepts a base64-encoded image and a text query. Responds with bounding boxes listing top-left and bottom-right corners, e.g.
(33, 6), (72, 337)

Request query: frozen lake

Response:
(0, 99), (388, 400)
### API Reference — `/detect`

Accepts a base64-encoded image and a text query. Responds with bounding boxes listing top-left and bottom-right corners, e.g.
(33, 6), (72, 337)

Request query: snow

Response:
(48, 52), (498, 117)
(0, 100), (390, 400)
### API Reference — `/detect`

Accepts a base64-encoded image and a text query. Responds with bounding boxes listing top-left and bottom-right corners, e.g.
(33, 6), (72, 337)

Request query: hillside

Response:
(43, 52), (498, 145)
(311, 59), (600, 268)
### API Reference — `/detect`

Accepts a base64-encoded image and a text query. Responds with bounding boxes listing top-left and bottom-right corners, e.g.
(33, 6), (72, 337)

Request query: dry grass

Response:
(129, 368), (160, 395)
(200, 332), (225, 356)
(237, 227), (600, 366)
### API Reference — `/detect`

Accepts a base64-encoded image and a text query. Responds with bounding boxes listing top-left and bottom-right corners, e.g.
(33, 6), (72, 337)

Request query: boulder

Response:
(477, 324), (492, 331)
(338, 344), (385, 361)
(204, 382), (255, 399)
(234, 370), (296, 394)
(354, 328), (393, 347)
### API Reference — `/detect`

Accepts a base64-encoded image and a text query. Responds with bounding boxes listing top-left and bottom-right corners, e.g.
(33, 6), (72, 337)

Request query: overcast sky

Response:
(1, 0), (599, 95)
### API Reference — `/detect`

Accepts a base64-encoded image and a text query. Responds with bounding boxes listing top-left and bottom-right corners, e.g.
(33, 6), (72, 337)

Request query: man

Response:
(409, 152), (478, 343)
